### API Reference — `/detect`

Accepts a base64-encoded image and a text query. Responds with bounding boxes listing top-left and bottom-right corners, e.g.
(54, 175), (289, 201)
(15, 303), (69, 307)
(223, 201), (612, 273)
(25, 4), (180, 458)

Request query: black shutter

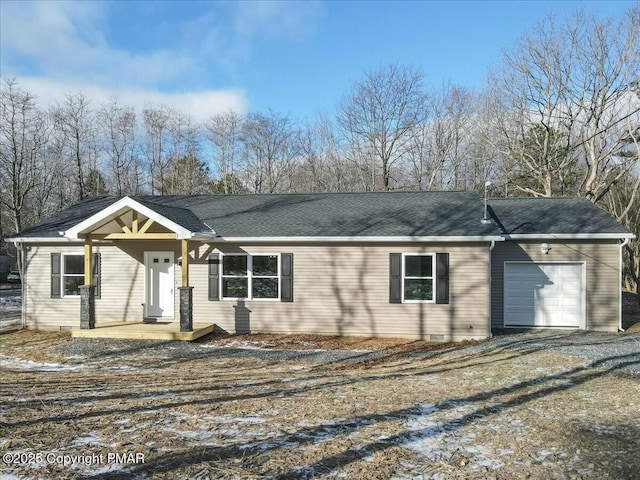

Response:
(92, 253), (101, 299)
(389, 253), (402, 303)
(436, 253), (449, 304)
(280, 253), (293, 302)
(51, 253), (61, 298)
(208, 253), (220, 300)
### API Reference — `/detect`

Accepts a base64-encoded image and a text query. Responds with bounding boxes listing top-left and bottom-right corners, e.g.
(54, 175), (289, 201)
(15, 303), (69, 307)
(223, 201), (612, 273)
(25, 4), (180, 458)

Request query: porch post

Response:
(80, 235), (95, 329)
(181, 239), (190, 286)
(179, 286), (193, 332)
(179, 239), (193, 331)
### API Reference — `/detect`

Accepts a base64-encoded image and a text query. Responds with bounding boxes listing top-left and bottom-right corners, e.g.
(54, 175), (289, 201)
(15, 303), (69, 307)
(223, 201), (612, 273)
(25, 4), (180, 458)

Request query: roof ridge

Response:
(131, 190), (475, 199)
(489, 196), (588, 201)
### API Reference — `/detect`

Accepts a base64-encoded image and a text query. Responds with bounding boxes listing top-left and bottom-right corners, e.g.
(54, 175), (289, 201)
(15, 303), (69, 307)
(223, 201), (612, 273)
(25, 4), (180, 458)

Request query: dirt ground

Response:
(1, 330), (639, 480)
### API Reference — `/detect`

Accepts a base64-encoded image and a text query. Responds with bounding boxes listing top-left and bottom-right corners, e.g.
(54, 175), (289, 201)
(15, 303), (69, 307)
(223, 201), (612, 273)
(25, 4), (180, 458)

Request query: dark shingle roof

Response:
(11, 192), (631, 240)
(133, 197), (211, 233)
(12, 191), (502, 239)
(136, 191), (501, 237)
(15, 197), (119, 238)
(488, 197), (631, 235)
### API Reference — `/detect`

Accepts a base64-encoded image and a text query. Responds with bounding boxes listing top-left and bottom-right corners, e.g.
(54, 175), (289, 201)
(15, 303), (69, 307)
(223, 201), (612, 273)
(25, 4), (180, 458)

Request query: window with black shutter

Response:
(389, 252), (449, 304)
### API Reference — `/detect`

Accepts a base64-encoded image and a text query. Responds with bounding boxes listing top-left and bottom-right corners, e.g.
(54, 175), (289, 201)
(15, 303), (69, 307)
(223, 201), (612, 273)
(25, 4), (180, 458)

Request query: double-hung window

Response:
(51, 252), (101, 298)
(62, 254), (84, 296)
(222, 255), (249, 298)
(221, 254), (280, 300)
(403, 253), (435, 302)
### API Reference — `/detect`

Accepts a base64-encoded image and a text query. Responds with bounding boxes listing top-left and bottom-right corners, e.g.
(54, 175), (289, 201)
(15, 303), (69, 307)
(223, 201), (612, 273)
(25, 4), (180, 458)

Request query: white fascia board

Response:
(6, 237), (83, 244)
(64, 196), (193, 239)
(5, 237), (114, 244)
(205, 235), (505, 243)
(504, 233), (636, 240)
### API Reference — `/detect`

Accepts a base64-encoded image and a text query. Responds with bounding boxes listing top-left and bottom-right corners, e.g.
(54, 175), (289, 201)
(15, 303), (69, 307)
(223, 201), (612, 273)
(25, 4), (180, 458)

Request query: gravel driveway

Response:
(459, 330), (640, 377)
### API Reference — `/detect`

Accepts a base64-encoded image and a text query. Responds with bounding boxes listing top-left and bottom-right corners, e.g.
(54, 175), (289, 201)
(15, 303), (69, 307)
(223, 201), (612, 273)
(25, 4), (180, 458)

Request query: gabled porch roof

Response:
(64, 196), (213, 240)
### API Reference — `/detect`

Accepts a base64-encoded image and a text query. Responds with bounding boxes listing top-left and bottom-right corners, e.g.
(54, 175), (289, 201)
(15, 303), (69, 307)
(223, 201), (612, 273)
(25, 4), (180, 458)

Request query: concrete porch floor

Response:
(71, 321), (216, 341)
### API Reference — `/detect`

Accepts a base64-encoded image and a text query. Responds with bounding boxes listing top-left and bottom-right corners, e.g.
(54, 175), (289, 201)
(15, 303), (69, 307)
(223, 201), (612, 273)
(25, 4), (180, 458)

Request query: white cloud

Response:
(0, 1), (191, 88)
(13, 77), (247, 124)
(181, 1), (324, 73)
(234, 1), (323, 40)
(0, 0), (322, 119)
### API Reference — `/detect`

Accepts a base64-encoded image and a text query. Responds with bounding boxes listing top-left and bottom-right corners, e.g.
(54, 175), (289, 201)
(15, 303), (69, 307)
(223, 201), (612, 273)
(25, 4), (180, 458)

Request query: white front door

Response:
(145, 252), (175, 318)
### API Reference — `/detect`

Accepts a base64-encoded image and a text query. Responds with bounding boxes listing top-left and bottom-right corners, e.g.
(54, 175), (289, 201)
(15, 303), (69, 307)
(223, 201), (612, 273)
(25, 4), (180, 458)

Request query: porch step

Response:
(71, 322), (216, 341)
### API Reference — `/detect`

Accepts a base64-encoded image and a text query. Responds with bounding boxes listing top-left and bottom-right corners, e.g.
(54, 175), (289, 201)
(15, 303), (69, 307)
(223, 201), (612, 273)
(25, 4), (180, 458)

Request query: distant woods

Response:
(1, 7), (639, 294)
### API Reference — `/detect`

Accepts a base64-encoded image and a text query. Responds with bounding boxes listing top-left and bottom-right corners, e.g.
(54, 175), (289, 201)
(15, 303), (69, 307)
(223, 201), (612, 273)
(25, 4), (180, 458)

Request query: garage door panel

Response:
(504, 263), (583, 328)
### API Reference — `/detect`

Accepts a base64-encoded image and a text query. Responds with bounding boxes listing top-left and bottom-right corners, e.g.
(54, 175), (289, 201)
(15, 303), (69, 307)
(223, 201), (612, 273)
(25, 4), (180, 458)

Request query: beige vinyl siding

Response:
(491, 240), (620, 332)
(24, 241), (491, 340)
(24, 243), (150, 328)
(186, 242), (491, 341)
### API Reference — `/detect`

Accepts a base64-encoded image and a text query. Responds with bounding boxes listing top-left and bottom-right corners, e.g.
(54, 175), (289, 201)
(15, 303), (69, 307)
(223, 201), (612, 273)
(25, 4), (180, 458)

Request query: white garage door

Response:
(504, 263), (584, 328)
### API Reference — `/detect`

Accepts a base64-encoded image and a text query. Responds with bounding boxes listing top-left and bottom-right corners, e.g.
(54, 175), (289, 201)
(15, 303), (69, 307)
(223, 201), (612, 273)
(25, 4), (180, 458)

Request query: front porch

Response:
(71, 321), (216, 341)
(66, 197), (203, 336)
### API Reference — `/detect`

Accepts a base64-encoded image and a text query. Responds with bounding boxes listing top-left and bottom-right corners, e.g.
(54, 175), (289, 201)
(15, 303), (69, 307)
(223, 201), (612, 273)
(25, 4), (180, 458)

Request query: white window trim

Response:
(220, 253), (281, 301)
(401, 253), (436, 304)
(61, 252), (85, 298)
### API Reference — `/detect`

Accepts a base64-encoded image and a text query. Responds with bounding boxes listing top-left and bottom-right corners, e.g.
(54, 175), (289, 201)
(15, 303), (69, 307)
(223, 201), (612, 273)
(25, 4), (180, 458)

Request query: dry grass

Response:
(1, 331), (639, 479)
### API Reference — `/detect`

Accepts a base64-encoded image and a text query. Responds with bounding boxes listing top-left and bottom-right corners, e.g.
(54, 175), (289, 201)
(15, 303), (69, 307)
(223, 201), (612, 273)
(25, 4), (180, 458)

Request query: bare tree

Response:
(570, 8), (640, 203)
(484, 7), (640, 200)
(51, 93), (97, 200)
(142, 106), (172, 194)
(97, 98), (141, 195)
(162, 153), (212, 194)
(0, 79), (50, 235)
(482, 13), (579, 197)
(239, 111), (300, 193)
(163, 110), (202, 194)
(337, 64), (428, 190)
(206, 110), (243, 194)
(404, 84), (476, 190)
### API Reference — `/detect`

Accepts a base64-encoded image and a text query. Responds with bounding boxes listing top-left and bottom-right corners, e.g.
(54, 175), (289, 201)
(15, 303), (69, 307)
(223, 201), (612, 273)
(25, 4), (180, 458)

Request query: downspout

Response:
(18, 242), (26, 330)
(488, 240), (496, 338)
(619, 238), (630, 332)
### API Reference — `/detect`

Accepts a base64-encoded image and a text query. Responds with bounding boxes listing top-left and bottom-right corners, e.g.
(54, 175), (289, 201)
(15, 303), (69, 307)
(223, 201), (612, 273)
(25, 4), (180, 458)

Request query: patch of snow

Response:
(163, 426), (215, 440)
(0, 355), (85, 372)
(402, 402), (506, 471)
(239, 439), (298, 451)
(72, 431), (102, 446)
(0, 295), (21, 309)
(199, 341), (331, 354)
(236, 415), (267, 424)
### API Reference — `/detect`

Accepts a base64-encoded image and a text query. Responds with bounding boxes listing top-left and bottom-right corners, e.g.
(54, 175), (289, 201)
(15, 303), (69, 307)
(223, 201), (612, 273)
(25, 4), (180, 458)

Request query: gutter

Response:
(6, 237), (115, 244)
(619, 238), (630, 332)
(504, 233), (635, 240)
(10, 234), (507, 244)
(6, 236), (84, 244)
(207, 235), (506, 243)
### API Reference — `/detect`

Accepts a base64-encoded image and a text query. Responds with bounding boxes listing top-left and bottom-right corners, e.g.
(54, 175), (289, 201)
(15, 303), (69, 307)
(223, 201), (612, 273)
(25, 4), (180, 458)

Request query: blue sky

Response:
(1, 0), (635, 123)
